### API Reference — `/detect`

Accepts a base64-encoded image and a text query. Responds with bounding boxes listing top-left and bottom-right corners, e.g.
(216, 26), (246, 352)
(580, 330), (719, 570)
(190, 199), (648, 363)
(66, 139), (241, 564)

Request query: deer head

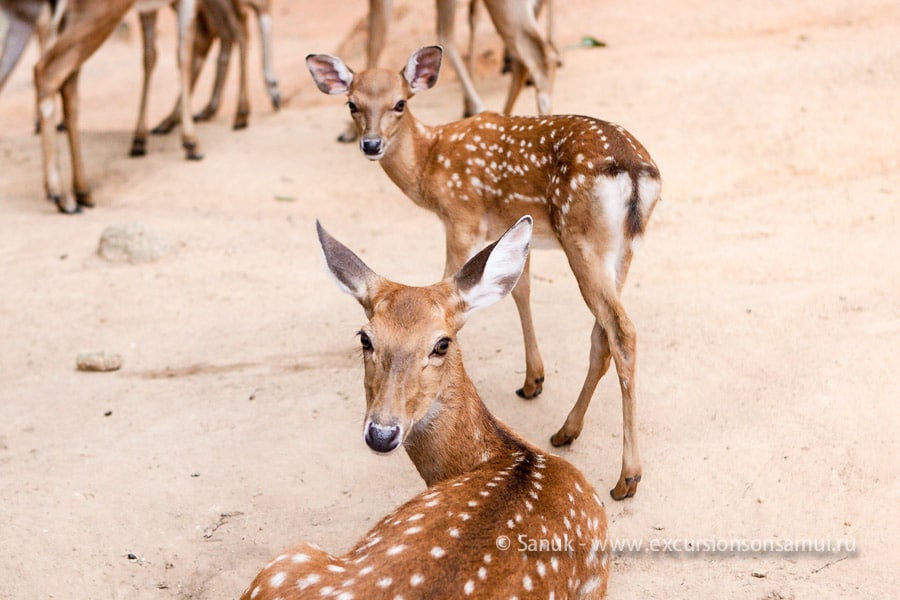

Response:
(316, 216), (532, 454)
(306, 45), (443, 160)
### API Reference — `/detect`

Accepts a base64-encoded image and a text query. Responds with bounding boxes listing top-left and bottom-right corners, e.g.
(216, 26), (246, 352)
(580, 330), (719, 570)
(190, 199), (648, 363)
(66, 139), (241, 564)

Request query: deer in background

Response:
(130, 0), (280, 154)
(338, 0), (556, 142)
(29, 0), (200, 212)
(308, 46), (661, 500)
(241, 216), (610, 600)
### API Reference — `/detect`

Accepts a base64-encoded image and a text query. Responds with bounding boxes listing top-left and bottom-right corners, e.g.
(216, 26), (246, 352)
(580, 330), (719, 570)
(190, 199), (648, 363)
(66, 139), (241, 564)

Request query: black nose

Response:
(365, 422), (401, 453)
(361, 137), (384, 156)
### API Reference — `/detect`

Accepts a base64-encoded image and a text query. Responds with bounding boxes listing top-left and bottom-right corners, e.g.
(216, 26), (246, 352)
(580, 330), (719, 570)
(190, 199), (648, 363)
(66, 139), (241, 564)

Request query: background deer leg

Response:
(175, 0), (202, 159)
(511, 256), (545, 399)
(248, 1), (280, 109)
(231, 6), (250, 129)
(437, 0), (485, 117)
(60, 68), (91, 208)
(130, 10), (158, 156)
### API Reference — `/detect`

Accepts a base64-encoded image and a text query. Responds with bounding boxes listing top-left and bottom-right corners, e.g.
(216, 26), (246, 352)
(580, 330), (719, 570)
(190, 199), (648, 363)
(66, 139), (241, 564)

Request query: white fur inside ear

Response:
(403, 54), (421, 90)
(459, 219), (532, 314)
(309, 55), (354, 94)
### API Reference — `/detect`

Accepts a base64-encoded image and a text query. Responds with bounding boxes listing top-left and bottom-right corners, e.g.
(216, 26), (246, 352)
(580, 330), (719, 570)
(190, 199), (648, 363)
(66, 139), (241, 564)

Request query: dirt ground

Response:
(1, 0), (898, 598)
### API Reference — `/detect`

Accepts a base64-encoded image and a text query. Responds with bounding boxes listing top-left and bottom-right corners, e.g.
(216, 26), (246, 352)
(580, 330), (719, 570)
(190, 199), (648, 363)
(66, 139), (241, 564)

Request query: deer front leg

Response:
(252, 4), (280, 110)
(130, 10), (158, 156)
(231, 14), (250, 130)
(60, 69), (92, 208)
(511, 255), (545, 399)
(175, 0), (202, 160)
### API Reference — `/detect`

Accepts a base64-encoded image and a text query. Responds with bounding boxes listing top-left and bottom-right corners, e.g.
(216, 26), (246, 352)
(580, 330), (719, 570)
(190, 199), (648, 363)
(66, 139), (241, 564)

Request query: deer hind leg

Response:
(251, 2), (280, 110)
(560, 233), (641, 500)
(131, 11), (159, 156)
(512, 255), (546, 399)
(551, 321), (611, 446)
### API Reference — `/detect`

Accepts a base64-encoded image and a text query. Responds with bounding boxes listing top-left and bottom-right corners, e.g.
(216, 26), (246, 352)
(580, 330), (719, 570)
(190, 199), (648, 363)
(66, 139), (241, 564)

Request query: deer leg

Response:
(175, 0), (202, 160)
(501, 57), (528, 115)
(60, 68), (92, 208)
(511, 256), (545, 399)
(131, 10), (158, 156)
(231, 11), (250, 130)
(562, 243), (641, 500)
(194, 35), (229, 122)
(154, 15), (214, 131)
(437, 0), (485, 117)
(251, 4), (280, 110)
(551, 321), (611, 446)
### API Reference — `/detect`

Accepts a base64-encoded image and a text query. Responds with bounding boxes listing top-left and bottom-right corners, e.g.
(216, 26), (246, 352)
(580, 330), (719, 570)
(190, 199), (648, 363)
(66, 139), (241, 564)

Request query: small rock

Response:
(751, 571), (767, 578)
(98, 222), (167, 263)
(76, 352), (123, 372)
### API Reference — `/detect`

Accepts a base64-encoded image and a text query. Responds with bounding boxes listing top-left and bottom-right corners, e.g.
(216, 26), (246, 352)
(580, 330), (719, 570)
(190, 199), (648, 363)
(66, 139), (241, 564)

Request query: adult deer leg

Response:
(174, 0), (202, 159)
(511, 256), (545, 399)
(130, 10), (158, 156)
(60, 68), (92, 207)
(436, 0), (485, 117)
(249, 1), (280, 109)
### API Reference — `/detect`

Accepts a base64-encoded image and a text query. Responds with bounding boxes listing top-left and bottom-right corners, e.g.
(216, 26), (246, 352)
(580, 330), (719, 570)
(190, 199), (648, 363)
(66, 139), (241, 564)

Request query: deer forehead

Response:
(367, 285), (456, 344)
(351, 69), (407, 105)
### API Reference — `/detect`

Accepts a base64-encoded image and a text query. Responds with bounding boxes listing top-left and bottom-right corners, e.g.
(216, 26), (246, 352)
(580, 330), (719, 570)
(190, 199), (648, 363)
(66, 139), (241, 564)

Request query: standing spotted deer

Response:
(307, 46), (661, 500)
(241, 217), (610, 600)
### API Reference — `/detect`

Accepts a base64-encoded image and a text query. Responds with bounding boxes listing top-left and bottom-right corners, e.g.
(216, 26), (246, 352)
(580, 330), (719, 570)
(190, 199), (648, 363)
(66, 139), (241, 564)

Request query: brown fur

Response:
(307, 46), (662, 500)
(241, 220), (609, 599)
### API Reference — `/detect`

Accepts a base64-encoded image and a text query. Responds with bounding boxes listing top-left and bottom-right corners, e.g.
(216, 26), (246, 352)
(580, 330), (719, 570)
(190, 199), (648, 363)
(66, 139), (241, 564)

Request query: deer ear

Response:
(316, 221), (382, 313)
(453, 216), (533, 320)
(402, 46), (442, 93)
(306, 54), (354, 95)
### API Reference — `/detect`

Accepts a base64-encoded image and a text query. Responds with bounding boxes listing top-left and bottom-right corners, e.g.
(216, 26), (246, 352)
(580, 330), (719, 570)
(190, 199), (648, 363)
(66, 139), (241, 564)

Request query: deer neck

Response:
(378, 111), (438, 208)
(403, 355), (526, 488)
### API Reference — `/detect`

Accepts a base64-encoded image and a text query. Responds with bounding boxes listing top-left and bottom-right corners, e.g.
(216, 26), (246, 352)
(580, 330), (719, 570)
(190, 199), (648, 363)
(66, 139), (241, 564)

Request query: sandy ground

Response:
(1, 0), (898, 598)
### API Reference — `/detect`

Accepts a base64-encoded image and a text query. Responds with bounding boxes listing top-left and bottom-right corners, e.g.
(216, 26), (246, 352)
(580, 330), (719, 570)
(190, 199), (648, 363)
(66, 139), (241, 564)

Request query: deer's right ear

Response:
(453, 216), (533, 320)
(306, 54), (354, 95)
(316, 221), (382, 313)
(402, 46), (442, 93)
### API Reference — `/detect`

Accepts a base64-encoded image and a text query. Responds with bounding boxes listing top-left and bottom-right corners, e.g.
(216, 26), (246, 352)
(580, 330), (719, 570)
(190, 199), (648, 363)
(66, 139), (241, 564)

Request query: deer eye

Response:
(431, 337), (451, 357)
(348, 100), (359, 114)
(358, 331), (373, 351)
(393, 100), (406, 113)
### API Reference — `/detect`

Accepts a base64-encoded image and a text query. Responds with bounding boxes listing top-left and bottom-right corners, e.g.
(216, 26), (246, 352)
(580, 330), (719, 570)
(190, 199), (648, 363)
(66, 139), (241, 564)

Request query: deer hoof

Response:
(183, 142), (203, 161)
(550, 429), (578, 447)
(54, 195), (82, 214)
(75, 191), (94, 208)
(515, 376), (544, 399)
(129, 139), (147, 157)
(610, 474), (641, 501)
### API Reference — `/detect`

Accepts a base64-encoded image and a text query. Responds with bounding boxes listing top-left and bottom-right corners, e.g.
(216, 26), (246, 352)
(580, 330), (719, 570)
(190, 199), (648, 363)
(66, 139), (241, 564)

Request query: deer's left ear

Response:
(307, 54), (355, 95)
(453, 216), (533, 321)
(402, 46), (442, 93)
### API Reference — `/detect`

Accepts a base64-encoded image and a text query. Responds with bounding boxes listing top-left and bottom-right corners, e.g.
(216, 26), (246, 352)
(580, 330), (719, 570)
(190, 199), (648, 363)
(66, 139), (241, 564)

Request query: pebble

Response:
(76, 352), (123, 372)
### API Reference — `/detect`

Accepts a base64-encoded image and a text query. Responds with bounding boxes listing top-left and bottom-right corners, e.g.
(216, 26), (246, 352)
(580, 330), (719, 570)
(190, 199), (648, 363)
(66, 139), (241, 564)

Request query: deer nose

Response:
(360, 137), (384, 157)
(365, 422), (401, 453)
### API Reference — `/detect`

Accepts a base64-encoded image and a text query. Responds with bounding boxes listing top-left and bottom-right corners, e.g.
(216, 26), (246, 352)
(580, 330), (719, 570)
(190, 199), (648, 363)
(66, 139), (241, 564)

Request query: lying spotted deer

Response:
(241, 216), (610, 600)
(307, 45), (661, 500)
(32, 0), (200, 212)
